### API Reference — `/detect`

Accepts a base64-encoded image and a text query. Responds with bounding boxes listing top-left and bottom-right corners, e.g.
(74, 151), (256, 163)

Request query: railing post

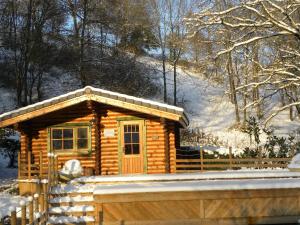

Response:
(200, 146), (204, 172)
(258, 146), (263, 169)
(229, 147), (233, 170)
(28, 196), (34, 224)
(28, 151), (32, 179)
(55, 154), (58, 185)
(10, 207), (17, 225)
(175, 149), (177, 173)
(18, 152), (21, 179)
(43, 180), (48, 213)
(34, 193), (39, 213)
(20, 200), (26, 225)
(39, 151), (43, 178)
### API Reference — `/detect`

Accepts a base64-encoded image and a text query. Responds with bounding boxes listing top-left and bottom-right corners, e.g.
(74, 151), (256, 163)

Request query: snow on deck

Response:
(72, 169), (300, 184)
(48, 216), (95, 224)
(93, 178), (300, 195)
(49, 205), (94, 213)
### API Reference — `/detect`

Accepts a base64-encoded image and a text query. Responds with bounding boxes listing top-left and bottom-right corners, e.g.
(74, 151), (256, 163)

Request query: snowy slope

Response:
(139, 56), (300, 149)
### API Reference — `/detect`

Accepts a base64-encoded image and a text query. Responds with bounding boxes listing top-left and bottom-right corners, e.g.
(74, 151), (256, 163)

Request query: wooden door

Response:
(120, 121), (144, 174)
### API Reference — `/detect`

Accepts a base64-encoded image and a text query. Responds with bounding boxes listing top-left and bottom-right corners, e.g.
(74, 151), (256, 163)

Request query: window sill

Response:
(54, 150), (92, 156)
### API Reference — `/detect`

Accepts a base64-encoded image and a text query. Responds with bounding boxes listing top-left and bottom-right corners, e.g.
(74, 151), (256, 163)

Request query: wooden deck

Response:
(94, 188), (300, 225)
(90, 172), (300, 225)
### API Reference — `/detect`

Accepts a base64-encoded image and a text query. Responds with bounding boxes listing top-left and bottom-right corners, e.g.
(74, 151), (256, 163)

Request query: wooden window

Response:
(51, 126), (90, 152)
(123, 124), (140, 155)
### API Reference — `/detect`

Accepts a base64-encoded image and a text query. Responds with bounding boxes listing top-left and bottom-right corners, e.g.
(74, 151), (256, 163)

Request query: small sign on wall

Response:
(104, 129), (115, 137)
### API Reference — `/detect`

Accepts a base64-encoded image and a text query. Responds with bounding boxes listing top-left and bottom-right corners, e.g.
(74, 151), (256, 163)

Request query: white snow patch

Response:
(93, 178), (300, 195)
(50, 195), (93, 204)
(49, 205), (94, 213)
(60, 160), (83, 177)
(0, 194), (26, 219)
(73, 170), (299, 184)
(288, 154), (300, 170)
(51, 184), (95, 194)
(48, 216), (95, 224)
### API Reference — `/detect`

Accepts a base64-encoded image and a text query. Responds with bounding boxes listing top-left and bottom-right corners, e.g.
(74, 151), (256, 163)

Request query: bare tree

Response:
(186, 0), (300, 124)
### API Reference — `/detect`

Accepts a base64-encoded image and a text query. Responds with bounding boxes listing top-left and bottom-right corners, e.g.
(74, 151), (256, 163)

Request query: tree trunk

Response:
(162, 50), (167, 103)
(227, 52), (240, 123)
(252, 44), (261, 118)
(173, 62), (177, 106)
(79, 0), (88, 87)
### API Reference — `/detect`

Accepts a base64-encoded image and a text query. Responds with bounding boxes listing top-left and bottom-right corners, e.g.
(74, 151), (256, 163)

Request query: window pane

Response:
(124, 144), (131, 155)
(63, 129), (73, 138)
(78, 128), (88, 139)
(127, 125), (131, 132)
(52, 129), (62, 139)
(53, 140), (62, 150)
(124, 125), (128, 133)
(63, 140), (73, 149)
(135, 125), (139, 132)
(132, 133), (139, 143)
(78, 139), (88, 149)
(132, 144), (140, 154)
(124, 133), (131, 144)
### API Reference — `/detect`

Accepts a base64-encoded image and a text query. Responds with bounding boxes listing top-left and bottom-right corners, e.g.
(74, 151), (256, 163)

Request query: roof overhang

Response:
(0, 86), (189, 128)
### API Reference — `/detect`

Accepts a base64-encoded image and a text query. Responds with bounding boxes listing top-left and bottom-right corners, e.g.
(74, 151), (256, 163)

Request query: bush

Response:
(0, 128), (20, 168)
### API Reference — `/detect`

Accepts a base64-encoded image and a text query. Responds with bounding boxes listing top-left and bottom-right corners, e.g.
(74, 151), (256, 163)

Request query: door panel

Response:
(120, 121), (144, 174)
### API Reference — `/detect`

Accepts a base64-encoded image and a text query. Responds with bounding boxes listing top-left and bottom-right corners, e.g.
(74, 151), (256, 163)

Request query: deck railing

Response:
(18, 151), (46, 179)
(176, 147), (293, 172)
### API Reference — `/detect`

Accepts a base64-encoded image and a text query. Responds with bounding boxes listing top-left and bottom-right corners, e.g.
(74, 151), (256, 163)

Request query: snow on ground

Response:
(139, 56), (300, 150)
(288, 154), (300, 170)
(0, 155), (17, 187)
(0, 194), (25, 219)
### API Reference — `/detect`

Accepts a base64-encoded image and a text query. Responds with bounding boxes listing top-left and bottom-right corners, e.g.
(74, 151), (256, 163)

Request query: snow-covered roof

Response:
(0, 86), (189, 128)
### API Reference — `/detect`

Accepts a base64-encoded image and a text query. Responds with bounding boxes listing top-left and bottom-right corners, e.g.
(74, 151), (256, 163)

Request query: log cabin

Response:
(0, 86), (188, 194)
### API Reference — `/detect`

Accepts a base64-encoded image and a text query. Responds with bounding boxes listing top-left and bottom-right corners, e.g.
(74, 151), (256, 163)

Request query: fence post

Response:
(200, 146), (204, 172)
(291, 145), (295, 157)
(20, 200), (26, 225)
(258, 146), (263, 169)
(28, 196), (34, 224)
(10, 207), (17, 225)
(229, 147), (233, 170)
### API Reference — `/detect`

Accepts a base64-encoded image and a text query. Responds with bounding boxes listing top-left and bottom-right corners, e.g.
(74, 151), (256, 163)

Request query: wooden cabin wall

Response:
(20, 102), (97, 177)
(19, 102), (179, 178)
(168, 123), (177, 173)
(99, 105), (169, 175)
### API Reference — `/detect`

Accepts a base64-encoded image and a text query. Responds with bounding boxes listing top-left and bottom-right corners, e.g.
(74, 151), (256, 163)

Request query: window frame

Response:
(48, 123), (91, 154)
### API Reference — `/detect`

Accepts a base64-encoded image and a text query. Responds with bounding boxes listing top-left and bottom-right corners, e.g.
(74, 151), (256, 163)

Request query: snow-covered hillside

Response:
(140, 56), (300, 149)
(1, 56), (300, 150)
